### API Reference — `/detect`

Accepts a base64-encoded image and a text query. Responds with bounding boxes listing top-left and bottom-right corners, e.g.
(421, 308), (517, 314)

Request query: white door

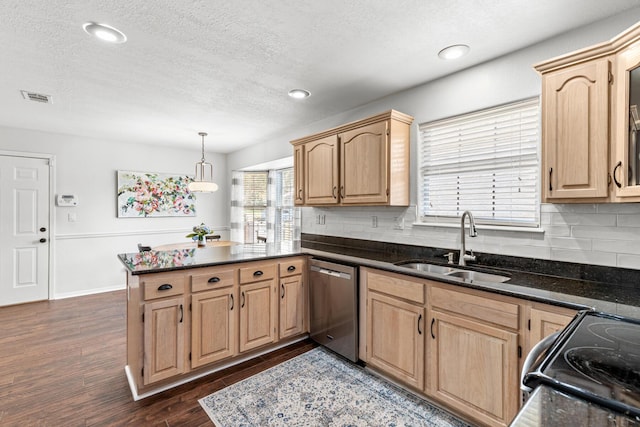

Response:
(0, 155), (50, 306)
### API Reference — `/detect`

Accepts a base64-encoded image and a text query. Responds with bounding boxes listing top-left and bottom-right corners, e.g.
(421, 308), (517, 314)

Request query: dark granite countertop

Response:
(118, 241), (303, 274)
(116, 235), (640, 319)
(300, 236), (640, 319)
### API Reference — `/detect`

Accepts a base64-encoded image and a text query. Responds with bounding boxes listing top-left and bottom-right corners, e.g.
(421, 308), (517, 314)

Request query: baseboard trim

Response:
(53, 284), (125, 300)
(125, 335), (309, 401)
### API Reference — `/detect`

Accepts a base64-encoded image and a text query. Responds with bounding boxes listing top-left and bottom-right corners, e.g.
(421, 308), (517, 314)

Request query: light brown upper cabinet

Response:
(536, 21), (640, 202)
(613, 36), (640, 200)
(293, 145), (305, 206)
(290, 110), (413, 206)
(304, 134), (340, 205)
(539, 59), (610, 201)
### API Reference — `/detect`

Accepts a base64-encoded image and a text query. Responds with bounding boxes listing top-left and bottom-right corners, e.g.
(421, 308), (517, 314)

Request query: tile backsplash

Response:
(301, 203), (640, 270)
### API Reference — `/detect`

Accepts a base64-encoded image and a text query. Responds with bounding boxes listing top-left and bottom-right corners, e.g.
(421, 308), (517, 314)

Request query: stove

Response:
(524, 311), (640, 419)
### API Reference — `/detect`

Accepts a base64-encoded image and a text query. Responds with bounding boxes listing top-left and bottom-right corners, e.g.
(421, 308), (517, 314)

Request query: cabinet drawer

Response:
(191, 267), (236, 292)
(365, 269), (424, 304)
(430, 285), (519, 330)
(279, 258), (305, 277)
(141, 272), (186, 300)
(239, 263), (277, 284)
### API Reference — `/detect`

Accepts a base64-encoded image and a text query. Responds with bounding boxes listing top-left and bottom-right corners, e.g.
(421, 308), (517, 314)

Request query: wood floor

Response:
(0, 290), (316, 426)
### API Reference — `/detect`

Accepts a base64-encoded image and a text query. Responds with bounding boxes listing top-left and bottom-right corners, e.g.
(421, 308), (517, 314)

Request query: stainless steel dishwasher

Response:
(309, 258), (358, 362)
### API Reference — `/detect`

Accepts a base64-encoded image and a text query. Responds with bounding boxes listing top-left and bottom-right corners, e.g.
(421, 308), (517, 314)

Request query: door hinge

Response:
(518, 345), (522, 358)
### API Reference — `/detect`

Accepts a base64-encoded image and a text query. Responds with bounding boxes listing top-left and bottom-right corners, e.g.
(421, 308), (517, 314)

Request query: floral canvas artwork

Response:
(117, 171), (196, 217)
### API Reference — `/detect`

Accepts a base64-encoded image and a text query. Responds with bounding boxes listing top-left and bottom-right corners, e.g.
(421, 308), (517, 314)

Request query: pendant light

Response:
(188, 132), (219, 192)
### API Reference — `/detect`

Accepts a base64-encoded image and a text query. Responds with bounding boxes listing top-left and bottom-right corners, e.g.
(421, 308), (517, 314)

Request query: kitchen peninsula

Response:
(119, 235), (640, 426)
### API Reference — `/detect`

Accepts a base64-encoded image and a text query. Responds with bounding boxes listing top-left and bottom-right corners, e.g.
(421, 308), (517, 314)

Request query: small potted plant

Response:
(186, 223), (211, 247)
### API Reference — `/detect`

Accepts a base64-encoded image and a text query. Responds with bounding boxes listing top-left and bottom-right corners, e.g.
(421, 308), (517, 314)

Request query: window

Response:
(231, 167), (299, 244)
(273, 168), (296, 242)
(241, 171), (268, 243)
(418, 98), (540, 227)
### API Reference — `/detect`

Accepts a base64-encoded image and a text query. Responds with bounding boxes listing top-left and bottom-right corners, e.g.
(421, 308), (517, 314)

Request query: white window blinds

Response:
(418, 97), (540, 227)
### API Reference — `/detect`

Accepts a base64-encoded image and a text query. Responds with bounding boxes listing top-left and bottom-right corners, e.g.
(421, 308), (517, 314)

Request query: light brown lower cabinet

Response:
(366, 291), (425, 390)
(143, 296), (185, 385)
(527, 304), (575, 355)
(361, 267), (577, 427)
(279, 274), (305, 339)
(239, 279), (278, 352)
(128, 256), (307, 397)
(191, 288), (237, 368)
(428, 310), (519, 427)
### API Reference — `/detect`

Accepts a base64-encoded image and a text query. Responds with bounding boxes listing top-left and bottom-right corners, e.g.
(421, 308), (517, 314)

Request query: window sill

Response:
(413, 221), (545, 234)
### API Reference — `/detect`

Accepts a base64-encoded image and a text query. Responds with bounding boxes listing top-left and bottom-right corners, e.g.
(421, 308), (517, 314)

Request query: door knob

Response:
(40, 227), (47, 232)
(39, 238), (47, 243)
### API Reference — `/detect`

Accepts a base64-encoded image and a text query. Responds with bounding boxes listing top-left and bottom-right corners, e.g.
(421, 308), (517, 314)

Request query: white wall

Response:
(0, 127), (228, 298)
(229, 10), (640, 270)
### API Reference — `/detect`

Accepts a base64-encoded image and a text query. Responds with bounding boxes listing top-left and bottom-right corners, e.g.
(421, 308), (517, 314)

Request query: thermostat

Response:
(56, 194), (78, 207)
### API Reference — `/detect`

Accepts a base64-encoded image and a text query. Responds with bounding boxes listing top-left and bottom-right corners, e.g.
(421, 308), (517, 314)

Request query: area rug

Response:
(199, 347), (470, 426)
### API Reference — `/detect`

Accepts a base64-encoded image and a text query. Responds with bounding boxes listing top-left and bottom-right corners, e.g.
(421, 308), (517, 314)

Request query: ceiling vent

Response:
(21, 90), (52, 104)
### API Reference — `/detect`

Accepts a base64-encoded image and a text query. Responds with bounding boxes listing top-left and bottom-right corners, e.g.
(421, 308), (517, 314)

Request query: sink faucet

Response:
(459, 210), (477, 266)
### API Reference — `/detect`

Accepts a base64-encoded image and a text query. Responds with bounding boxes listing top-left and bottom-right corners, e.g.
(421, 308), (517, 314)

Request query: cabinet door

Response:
(429, 311), (519, 427)
(293, 145), (305, 205)
(239, 279), (278, 352)
(613, 43), (640, 200)
(279, 275), (304, 339)
(304, 135), (339, 205)
(191, 288), (237, 368)
(542, 58), (610, 201)
(339, 120), (389, 204)
(367, 291), (424, 390)
(528, 306), (574, 353)
(143, 297), (185, 385)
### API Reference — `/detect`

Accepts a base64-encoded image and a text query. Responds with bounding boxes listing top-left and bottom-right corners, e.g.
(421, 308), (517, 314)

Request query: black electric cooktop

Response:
(525, 311), (640, 419)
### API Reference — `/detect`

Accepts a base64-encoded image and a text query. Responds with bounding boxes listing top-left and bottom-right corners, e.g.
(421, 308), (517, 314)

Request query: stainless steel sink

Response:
(398, 263), (457, 275)
(396, 262), (510, 283)
(445, 270), (510, 283)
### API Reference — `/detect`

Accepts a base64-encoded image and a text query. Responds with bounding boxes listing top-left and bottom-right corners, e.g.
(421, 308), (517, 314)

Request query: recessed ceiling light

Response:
(83, 22), (127, 44)
(438, 44), (470, 60)
(288, 89), (311, 99)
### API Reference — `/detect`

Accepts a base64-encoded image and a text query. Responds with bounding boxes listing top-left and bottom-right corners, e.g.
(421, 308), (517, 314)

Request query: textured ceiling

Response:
(1, 0), (640, 153)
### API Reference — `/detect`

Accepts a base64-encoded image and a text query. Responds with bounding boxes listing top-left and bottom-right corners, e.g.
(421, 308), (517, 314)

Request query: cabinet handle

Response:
(430, 318), (436, 339)
(298, 188), (303, 199)
(281, 283), (285, 299)
(613, 161), (622, 188)
(287, 265), (296, 272)
(179, 304), (183, 323)
(340, 185), (345, 198)
(229, 294), (234, 311)
(241, 291), (245, 308)
(157, 284), (172, 291)
(253, 270), (263, 277)
(39, 238), (47, 243)
(208, 277), (220, 283)
(548, 167), (553, 192)
(417, 314), (423, 335)
(332, 186), (337, 199)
